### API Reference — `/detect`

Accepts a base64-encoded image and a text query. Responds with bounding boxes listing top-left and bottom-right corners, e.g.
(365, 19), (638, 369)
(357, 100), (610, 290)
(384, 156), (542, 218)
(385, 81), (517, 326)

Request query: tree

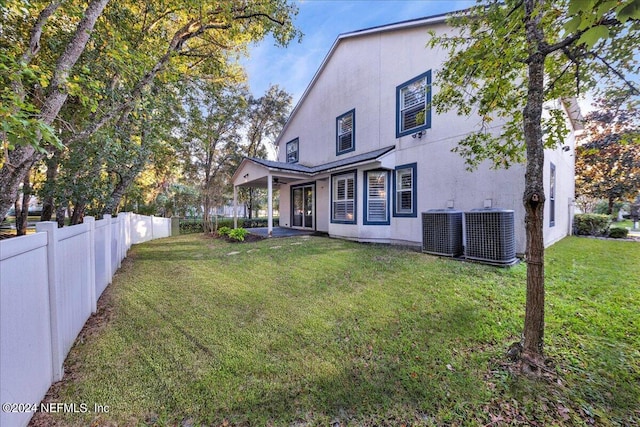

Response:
(576, 96), (640, 214)
(181, 81), (246, 232)
(428, 0), (639, 370)
(1, 0), (110, 222)
(241, 85), (292, 218)
(0, 0), (301, 223)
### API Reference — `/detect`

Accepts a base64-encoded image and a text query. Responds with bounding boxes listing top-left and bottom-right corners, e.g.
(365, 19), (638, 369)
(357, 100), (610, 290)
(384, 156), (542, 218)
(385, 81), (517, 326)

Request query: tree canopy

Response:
(0, 0), (301, 222)
(576, 96), (640, 213)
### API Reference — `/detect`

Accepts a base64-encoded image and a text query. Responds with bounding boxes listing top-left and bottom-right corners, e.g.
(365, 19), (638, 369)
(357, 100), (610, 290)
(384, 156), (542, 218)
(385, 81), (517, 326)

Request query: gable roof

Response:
(276, 11), (456, 148)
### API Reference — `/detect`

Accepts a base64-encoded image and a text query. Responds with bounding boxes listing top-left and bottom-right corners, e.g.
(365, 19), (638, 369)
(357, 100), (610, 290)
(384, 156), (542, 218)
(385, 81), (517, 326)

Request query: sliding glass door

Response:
(292, 184), (314, 229)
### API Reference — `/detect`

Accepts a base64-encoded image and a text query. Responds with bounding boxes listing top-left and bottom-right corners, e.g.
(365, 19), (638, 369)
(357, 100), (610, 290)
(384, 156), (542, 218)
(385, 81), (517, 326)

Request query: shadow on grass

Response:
(133, 285), (489, 425)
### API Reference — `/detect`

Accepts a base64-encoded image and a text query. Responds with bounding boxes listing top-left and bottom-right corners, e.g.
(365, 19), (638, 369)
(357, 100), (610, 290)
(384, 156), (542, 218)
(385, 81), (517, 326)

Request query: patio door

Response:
(292, 184), (314, 229)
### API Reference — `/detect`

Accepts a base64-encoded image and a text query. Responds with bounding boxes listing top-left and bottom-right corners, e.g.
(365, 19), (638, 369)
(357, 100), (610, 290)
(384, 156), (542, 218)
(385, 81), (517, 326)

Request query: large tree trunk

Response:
(40, 156), (60, 221)
(102, 162), (147, 215)
(0, 0), (111, 221)
(70, 201), (86, 225)
(521, 0), (547, 370)
(15, 173), (32, 235)
(55, 205), (66, 228)
(607, 196), (614, 215)
(202, 193), (213, 234)
(0, 147), (38, 223)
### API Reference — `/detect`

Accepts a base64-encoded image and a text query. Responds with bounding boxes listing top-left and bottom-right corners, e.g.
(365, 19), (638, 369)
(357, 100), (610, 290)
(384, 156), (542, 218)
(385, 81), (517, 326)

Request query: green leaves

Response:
(564, 0), (640, 47)
(616, 0), (640, 22)
(578, 25), (610, 49)
(430, 0), (639, 170)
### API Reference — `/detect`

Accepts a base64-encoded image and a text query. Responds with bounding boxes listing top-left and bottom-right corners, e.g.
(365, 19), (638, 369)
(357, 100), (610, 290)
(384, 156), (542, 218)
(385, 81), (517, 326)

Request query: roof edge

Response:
(276, 10), (463, 148)
(240, 145), (396, 178)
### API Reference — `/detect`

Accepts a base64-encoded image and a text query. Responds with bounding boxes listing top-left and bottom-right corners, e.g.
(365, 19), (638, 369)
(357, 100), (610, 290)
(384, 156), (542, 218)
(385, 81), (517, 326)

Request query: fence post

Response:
(118, 212), (127, 265)
(171, 216), (180, 237)
(35, 221), (64, 382)
(126, 212), (132, 251)
(85, 216), (97, 313)
(103, 214), (113, 282)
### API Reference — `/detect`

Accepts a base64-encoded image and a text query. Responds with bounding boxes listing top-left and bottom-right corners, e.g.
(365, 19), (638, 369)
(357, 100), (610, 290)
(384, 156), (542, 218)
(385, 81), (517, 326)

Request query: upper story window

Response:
(336, 109), (355, 155)
(286, 138), (299, 163)
(396, 70), (431, 138)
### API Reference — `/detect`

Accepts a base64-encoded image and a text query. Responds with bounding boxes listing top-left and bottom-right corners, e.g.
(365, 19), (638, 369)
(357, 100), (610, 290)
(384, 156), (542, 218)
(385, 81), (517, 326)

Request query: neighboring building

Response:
(232, 13), (582, 254)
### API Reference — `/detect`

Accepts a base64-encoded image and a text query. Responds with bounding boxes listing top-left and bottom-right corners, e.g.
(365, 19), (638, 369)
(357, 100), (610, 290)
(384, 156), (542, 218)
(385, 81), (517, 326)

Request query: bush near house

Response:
(217, 226), (232, 236)
(179, 218), (204, 234)
(228, 227), (249, 241)
(608, 227), (629, 239)
(574, 213), (612, 236)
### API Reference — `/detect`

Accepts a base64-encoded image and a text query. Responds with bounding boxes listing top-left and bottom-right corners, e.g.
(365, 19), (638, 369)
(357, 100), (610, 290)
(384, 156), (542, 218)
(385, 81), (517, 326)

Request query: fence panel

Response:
(152, 216), (171, 239)
(0, 233), (53, 427)
(111, 216), (122, 274)
(130, 213), (153, 244)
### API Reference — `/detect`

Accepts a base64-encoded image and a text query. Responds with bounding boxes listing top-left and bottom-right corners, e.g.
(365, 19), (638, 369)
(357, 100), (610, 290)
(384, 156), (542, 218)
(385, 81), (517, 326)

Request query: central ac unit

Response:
(422, 209), (463, 257)
(464, 209), (517, 266)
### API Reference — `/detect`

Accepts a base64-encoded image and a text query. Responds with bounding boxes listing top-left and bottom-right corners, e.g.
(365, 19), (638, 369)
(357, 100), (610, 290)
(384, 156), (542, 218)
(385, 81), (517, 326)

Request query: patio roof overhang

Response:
(231, 145), (396, 189)
(230, 146), (395, 237)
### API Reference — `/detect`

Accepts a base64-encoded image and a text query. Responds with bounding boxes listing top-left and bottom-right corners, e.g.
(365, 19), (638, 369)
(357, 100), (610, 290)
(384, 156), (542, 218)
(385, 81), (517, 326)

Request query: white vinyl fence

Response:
(0, 213), (172, 427)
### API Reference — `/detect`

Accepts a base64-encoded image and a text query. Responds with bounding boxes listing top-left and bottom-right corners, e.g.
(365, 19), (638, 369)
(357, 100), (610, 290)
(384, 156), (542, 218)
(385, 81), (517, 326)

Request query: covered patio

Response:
(248, 227), (315, 238)
(231, 158), (312, 237)
(231, 147), (397, 237)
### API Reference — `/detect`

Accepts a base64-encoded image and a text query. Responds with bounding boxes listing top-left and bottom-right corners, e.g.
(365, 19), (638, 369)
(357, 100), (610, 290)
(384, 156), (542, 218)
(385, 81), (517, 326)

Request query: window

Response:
(549, 162), (556, 227)
(286, 138), (299, 163)
(331, 171), (356, 223)
(336, 109), (355, 155)
(394, 163), (417, 217)
(396, 70), (431, 138)
(364, 170), (389, 225)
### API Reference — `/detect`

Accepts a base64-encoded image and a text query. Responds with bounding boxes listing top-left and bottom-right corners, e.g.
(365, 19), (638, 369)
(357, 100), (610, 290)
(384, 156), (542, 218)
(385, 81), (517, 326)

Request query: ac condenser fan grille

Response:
(422, 210), (463, 257)
(464, 209), (517, 265)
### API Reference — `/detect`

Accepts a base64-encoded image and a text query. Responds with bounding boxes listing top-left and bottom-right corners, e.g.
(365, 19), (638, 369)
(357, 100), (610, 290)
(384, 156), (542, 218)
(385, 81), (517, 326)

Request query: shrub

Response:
(608, 227), (629, 239)
(574, 214), (612, 236)
(217, 226), (232, 236)
(179, 219), (203, 234)
(228, 227), (249, 242)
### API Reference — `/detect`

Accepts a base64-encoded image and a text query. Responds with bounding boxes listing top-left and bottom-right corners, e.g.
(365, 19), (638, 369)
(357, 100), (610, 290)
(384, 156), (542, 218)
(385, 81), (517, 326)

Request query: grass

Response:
(612, 219), (635, 229)
(38, 235), (639, 426)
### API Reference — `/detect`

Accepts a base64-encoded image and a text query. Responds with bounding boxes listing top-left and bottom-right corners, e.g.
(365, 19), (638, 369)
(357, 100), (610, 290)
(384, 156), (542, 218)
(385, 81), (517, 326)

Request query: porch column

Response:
(233, 185), (238, 229)
(267, 174), (273, 237)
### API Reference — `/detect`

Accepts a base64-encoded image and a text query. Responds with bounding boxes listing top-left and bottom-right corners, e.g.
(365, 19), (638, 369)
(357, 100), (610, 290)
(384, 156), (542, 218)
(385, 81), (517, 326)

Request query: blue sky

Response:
(244, 0), (476, 104)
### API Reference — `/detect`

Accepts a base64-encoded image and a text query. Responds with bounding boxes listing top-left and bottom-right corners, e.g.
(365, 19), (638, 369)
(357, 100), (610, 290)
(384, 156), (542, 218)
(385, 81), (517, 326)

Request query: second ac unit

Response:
(464, 209), (517, 266)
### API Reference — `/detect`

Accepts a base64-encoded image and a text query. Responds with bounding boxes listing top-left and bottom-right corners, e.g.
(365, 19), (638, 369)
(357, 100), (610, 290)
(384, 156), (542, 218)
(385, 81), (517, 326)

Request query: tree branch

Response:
(543, 18), (619, 55)
(22, 1), (63, 63)
(590, 51), (640, 95)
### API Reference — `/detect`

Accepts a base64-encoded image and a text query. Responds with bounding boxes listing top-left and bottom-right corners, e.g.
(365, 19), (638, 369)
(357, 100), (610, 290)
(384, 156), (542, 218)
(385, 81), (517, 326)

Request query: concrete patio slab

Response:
(248, 226), (315, 238)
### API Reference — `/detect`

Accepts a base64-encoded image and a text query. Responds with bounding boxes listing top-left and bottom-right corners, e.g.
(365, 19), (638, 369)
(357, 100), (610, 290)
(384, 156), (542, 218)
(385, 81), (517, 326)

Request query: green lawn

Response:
(38, 235), (639, 426)
(612, 219), (635, 229)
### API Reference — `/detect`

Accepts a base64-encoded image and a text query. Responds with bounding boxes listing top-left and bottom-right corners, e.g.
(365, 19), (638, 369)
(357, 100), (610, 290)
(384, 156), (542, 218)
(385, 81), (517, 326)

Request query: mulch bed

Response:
(207, 232), (265, 243)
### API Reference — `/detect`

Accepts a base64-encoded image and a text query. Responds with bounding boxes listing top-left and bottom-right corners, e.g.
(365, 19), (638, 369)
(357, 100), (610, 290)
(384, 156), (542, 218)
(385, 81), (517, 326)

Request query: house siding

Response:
(268, 17), (576, 254)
